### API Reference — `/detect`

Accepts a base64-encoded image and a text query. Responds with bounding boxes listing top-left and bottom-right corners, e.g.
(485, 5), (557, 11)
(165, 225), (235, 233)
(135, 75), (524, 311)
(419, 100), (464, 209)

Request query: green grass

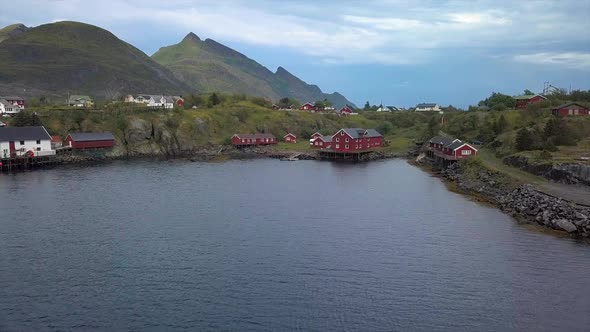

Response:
(477, 148), (548, 185)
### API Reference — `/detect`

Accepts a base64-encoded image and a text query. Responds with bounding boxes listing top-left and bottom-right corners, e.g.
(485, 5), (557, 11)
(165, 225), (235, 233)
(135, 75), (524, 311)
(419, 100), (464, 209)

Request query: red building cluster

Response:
(310, 128), (383, 152)
(428, 136), (477, 161)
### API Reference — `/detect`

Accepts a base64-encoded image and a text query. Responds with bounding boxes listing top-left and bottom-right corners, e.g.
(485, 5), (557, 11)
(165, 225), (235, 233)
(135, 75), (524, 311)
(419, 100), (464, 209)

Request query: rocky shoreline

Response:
(439, 162), (590, 240)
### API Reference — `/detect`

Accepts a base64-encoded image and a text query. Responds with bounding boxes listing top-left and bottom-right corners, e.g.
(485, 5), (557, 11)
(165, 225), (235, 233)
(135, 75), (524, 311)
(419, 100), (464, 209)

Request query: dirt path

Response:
(478, 149), (590, 206)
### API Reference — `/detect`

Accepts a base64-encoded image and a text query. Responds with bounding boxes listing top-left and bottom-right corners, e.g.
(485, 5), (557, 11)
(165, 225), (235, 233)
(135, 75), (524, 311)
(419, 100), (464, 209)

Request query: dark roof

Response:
(0, 96), (24, 101)
(68, 132), (115, 142)
(340, 128), (365, 138)
(0, 126), (51, 141)
(320, 135), (332, 142)
(417, 103), (438, 108)
(234, 133), (276, 139)
(429, 135), (453, 145)
(514, 94), (546, 100)
(552, 102), (588, 110)
(364, 129), (382, 137)
(446, 140), (465, 150)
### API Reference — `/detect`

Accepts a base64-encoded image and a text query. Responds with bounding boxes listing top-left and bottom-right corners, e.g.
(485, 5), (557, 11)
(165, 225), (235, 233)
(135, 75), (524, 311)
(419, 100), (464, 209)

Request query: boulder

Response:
(555, 219), (578, 233)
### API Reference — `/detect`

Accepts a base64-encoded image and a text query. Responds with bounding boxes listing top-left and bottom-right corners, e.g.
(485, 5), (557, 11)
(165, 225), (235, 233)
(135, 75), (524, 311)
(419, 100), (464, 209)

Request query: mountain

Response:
(0, 21), (190, 99)
(152, 33), (354, 108)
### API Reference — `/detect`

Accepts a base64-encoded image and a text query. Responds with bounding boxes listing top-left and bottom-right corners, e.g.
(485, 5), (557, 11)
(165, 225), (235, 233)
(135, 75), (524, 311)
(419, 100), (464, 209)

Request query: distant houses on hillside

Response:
(125, 94), (184, 109)
(0, 96), (25, 116)
(514, 94), (547, 109)
(68, 95), (94, 108)
(415, 103), (442, 113)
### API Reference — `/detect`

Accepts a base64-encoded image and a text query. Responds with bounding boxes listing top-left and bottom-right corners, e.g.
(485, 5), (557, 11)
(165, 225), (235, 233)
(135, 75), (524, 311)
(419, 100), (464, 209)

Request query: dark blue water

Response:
(1, 159), (589, 331)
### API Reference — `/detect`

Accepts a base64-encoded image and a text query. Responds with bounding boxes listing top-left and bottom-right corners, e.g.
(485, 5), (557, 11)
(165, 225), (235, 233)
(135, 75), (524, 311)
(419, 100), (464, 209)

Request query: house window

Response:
(20, 141), (24, 145)
(345, 138), (349, 142)
(461, 150), (472, 155)
(340, 132), (344, 136)
(242, 139), (245, 143)
(36, 147), (41, 151)
(36, 140), (41, 144)
(345, 145), (349, 149)
(336, 138), (339, 142)
(336, 144), (340, 149)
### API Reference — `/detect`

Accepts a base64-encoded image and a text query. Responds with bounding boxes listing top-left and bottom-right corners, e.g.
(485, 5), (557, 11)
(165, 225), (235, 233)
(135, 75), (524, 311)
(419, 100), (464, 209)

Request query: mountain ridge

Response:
(152, 32), (354, 107)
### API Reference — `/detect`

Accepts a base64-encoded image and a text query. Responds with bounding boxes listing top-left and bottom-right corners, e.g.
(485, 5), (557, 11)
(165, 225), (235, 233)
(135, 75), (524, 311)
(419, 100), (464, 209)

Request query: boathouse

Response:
(551, 103), (589, 117)
(231, 133), (277, 146)
(337, 106), (354, 116)
(65, 132), (116, 149)
(283, 133), (297, 143)
(331, 128), (383, 153)
(0, 126), (54, 158)
(428, 135), (477, 162)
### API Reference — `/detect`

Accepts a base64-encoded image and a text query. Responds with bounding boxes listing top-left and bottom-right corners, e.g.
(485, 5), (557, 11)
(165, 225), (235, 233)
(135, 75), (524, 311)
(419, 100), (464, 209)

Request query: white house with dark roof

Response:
(415, 103), (442, 113)
(0, 126), (55, 158)
(125, 94), (177, 109)
(0, 98), (22, 115)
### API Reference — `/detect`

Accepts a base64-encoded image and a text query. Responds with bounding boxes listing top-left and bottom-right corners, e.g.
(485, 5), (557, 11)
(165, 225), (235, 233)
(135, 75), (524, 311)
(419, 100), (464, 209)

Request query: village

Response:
(1, 90), (589, 171)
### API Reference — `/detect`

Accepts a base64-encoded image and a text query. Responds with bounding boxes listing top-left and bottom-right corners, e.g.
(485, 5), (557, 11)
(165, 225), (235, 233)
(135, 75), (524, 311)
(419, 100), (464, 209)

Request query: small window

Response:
(336, 138), (340, 142)
(20, 141), (24, 145)
(345, 138), (349, 142)
(345, 145), (349, 149)
(36, 140), (41, 144)
(36, 147), (41, 151)
(336, 144), (340, 149)
(462, 150), (472, 155)
(340, 132), (344, 136)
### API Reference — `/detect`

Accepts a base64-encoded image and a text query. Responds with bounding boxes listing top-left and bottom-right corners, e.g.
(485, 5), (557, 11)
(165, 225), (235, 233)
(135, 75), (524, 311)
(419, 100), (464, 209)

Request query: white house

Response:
(0, 126), (55, 158)
(0, 99), (22, 116)
(126, 94), (175, 109)
(415, 103), (442, 113)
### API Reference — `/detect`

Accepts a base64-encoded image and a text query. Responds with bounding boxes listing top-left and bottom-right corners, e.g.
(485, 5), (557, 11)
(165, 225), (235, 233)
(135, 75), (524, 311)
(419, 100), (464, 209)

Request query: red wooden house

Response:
(551, 103), (589, 116)
(330, 128), (383, 153)
(310, 132), (323, 140)
(300, 103), (316, 111)
(283, 133), (297, 143)
(231, 133), (277, 146)
(428, 135), (477, 160)
(310, 135), (332, 148)
(514, 94), (546, 109)
(65, 132), (116, 149)
(337, 106), (354, 116)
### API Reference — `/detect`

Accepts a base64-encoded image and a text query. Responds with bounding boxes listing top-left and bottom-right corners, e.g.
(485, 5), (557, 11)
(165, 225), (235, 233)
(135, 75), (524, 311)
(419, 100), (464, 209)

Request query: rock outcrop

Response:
(504, 155), (590, 186)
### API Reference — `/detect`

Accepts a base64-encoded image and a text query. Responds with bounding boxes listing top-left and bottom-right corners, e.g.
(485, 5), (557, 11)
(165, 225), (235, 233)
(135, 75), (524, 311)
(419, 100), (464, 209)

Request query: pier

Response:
(0, 155), (58, 172)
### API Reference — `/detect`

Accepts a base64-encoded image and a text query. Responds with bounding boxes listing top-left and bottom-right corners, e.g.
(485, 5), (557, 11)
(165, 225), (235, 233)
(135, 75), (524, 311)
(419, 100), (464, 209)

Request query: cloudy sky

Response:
(1, 0), (589, 107)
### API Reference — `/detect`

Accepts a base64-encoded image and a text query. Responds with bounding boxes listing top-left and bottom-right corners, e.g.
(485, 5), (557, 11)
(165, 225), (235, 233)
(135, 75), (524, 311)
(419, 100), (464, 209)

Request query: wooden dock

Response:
(0, 156), (59, 172)
(319, 150), (374, 161)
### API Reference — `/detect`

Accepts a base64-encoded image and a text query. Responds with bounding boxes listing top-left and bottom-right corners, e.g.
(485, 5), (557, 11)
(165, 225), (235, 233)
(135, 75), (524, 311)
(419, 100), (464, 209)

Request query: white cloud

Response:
(0, 0), (588, 68)
(513, 52), (590, 69)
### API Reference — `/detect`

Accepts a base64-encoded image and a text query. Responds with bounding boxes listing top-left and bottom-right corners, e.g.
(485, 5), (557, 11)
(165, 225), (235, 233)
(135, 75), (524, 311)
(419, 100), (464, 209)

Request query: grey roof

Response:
(364, 129), (382, 137)
(340, 128), (366, 138)
(0, 126), (51, 142)
(320, 135), (332, 142)
(417, 103), (438, 108)
(446, 140), (465, 150)
(429, 135), (454, 145)
(0, 99), (9, 105)
(68, 132), (115, 142)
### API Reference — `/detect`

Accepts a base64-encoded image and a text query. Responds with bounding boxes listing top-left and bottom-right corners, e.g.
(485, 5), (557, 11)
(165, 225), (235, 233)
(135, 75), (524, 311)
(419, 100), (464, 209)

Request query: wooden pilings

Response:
(0, 156), (58, 172)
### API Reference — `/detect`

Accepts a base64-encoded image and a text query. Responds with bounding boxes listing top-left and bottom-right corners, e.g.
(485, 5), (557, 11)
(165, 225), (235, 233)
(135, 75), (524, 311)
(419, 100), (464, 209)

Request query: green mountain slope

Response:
(0, 21), (190, 98)
(152, 33), (354, 108)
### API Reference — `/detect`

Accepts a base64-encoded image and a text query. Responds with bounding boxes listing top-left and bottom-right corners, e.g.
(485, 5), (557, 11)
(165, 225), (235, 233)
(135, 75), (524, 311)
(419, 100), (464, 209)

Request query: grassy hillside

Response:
(152, 33), (354, 108)
(0, 21), (190, 99)
(0, 23), (27, 43)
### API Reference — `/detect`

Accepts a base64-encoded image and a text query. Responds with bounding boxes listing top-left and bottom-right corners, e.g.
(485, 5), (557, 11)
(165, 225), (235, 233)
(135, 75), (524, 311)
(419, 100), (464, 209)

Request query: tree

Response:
(494, 115), (508, 134)
(523, 89), (534, 95)
(377, 121), (394, 135)
(364, 101), (371, 110)
(208, 93), (220, 107)
(515, 128), (533, 151)
(478, 92), (515, 110)
(13, 111), (44, 127)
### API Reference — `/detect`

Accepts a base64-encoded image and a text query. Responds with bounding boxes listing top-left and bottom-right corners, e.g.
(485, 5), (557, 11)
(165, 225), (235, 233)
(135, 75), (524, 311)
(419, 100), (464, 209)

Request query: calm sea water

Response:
(1, 159), (589, 331)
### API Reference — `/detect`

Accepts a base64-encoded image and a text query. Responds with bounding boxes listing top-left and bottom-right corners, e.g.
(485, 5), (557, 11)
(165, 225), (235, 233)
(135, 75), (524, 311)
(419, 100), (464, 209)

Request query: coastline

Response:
(411, 158), (590, 242)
